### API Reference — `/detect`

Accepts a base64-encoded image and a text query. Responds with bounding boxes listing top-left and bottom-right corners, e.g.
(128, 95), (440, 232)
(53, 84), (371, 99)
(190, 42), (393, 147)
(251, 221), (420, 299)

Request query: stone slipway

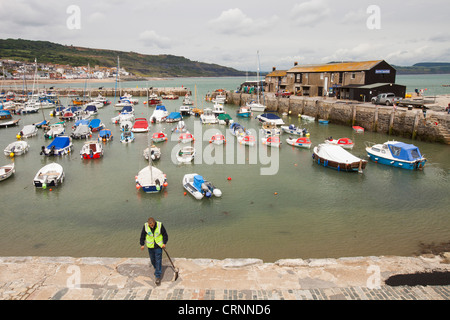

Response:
(0, 254), (449, 300)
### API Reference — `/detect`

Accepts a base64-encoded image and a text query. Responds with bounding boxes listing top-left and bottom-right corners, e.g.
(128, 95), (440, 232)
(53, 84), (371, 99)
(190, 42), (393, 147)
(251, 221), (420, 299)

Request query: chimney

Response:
(294, 62), (298, 66)
(272, 67), (276, 71)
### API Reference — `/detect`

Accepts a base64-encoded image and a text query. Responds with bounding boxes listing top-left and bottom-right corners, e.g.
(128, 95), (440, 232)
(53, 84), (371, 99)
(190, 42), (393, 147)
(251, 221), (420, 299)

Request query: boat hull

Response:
(366, 151), (427, 170)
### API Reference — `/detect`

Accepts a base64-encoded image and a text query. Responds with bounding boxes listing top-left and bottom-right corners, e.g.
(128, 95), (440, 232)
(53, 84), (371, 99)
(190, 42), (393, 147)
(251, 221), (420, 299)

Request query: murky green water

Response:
(1, 76), (449, 262)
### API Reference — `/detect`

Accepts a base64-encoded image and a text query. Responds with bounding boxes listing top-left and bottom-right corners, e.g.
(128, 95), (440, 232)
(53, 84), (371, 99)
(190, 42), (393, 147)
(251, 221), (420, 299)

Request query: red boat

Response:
(209, 133), (226, 145)
(152, 131), (168, 143)
(325, 137), (354, 149)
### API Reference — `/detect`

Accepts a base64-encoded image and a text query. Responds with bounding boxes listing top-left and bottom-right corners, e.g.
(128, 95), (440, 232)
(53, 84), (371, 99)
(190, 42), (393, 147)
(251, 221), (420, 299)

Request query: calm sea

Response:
(0, 74), (449, 262)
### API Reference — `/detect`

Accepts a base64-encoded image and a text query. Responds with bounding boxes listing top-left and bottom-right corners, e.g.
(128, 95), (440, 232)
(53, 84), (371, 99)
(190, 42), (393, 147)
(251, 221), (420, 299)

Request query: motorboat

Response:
(114, 99), (133, 111)
(260, 122), (281, 137)
(34, 119), (49, 128)
(182, 173), (222, 200)
(120, 93), (139, 105)
(209, 133), (226, 145)
(162, 93), (179, 100)
(33, 162), (64, 188)
(301, 115), (315, 122)
(44, 122), (65, 139)
(150, 105), (169, 123)
(365, 141), (426, 170)
(80, 140), (104, 159)
(325, 137), (354, 149)
(190, 108), (203, 117)
(17, 124), (38, 139)
(166, 112), (182, 123)
(256, 113), (284, 125)
(261, 135), (281, 148)
(286, 136), (312, 149)
(237, 134), (256, 146)
(182, 94), (194, 105)
(212, 93), (226, 104)
(281, 124), (309, 136)
(246, 99), (266, 112)
(4, 141), (29, 156)
(236, 106), (252, 118)
(89, 118), (104, 132)
(98, 129), (113, 142)
(179, 105), (192, 116)
(135, 165), (167, 193)
(148, 94), (162, 106)
(83, 103), (99, 115)
(71, 124), (91, 140)
(132, 118), (150, 133)
(152, 131), (168, 143)
(212, 101), (225, 115)
(200, 108), (218, 124)
(217, 113), (233, 126)
(176, 146), (196, 163)
(40, 136), (73, 156)
(353, 126), (365, 133)
(229, 122), (250, 137)
(171, 120), (187, 133)
(178, 131), (195, 143)
(312, 143), (367, 173)
(120, 127), (135, 144)
(111, 110), (135, 124)
(0, 163), (15, 181)
(143, 145), (161, 161)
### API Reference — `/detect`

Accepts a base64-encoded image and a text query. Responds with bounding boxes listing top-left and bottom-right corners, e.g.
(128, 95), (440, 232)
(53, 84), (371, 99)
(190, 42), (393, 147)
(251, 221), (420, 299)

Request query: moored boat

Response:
(286, 136), (312, 149)
(182, 173), (222, 200)
(312, 143), (366, 173)
(176, 146), (196, 163)
(4, 141), (29, 156)
(281, 124), (309, 136)
(40, 136), (73, 156)
(209, 133), (226, 145)
(33, 162), (64, 188)
(0, 163), (15, 181)
(261, 135), (281, 148)
(325, 137), (354, 149)
(365, 140), (426, 170)
(152, 131), (168, 143)
(80, 140), (104, 159)
(131, 118), (150, 133)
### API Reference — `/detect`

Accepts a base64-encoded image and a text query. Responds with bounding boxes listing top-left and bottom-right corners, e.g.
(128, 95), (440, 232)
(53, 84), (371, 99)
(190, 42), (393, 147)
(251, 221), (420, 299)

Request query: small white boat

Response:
(135, 165), (167, 193)
(212, 101), (225, 115)
(33, 162), (64, 188)
(178, 131), (195, 143)
(246, 99), (266, 112)
(179, 105), (192, 116)
(44, 123), (65, 139)
(256, 113), (284, 125)
(143, 145), (161, 161)
(261, 135), (282, 148)
(260, 122), (281, 137)
(301, 115), (315, 122)
(312, 144), (367, 173)
(171, 120), (187, 133)
(111, 111), (135, 124)
(325, 137), (354, 149)
(281, 124), (309, 136)
(237, 134), (256, 146)
(150, 105), (169, 123)
(4, 141), (29, 156)
(0, 163), (15, 181)
(182, 173), (222, 200)
(71, 124), (92, 140)
(286, 136), (312, 149)
(18, 124), (38, 139)
(80, 140), (104, 159)
(176, 146), (196, 163)
(209, 133), (226, 145)
(200, 108), (218, 124)
(152, 131), (168, 143)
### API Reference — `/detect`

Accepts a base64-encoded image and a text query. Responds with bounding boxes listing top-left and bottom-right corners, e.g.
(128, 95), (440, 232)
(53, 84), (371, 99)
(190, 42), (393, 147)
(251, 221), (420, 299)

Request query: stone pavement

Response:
(0, 254), (449, 301)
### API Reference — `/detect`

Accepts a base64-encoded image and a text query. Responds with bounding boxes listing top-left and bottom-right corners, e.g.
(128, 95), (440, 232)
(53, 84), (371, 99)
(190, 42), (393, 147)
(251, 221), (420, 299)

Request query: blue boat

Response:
(365, 141), (427, 170)
(40, 136), (73, 156)
(166, 111), (182, 123)
(89, 118), (104, 132)
(318, 119), (329, 124)
(98, 129), (113, 142)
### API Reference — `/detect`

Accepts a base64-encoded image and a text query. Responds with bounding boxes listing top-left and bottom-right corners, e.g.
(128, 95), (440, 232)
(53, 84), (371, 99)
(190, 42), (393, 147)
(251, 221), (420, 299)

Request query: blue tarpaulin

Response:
(47, 136), (71, 149)
(389, 142), (422, 161)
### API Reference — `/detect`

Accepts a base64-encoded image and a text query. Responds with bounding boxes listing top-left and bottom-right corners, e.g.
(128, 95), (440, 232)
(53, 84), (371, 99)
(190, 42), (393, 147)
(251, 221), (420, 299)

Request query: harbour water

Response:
(0, 75), (449, 263)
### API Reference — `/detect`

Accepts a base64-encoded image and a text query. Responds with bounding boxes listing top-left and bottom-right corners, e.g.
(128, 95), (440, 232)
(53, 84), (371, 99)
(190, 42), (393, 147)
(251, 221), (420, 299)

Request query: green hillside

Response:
(0, 38), (250, 77)
(394, 62), (450, 74)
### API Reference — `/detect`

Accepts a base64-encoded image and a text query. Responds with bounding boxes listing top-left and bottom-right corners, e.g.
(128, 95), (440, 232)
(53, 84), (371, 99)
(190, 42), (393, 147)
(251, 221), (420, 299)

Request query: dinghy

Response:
(80, 141), (104, 159)
(152, 131), (168, 143)
(182, 173), (222, 200)
(325, 137), (354, 149)
(312, 144), (366, 173)
(209, 133), (226, 145)
(4, 141), (29, 156)
(33, 162), (64, 188)
(281, 124), (309, 136)
(286, 136), (312, 149)
(0, 163), (15, 182)
(176, 146), (196, 163)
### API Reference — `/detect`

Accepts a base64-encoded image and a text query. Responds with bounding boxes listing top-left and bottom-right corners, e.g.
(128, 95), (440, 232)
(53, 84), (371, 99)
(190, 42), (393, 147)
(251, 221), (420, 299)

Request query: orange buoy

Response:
(227, 177), (232, 181)
(183, 192), (187, 196)
(274, 192), (278, 195)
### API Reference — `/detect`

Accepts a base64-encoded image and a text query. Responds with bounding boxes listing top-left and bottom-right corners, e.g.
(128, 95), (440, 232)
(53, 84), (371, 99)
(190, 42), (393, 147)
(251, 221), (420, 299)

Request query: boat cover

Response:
(89, 119), (101, 128)
(47, 136), (71, 149)
(120, 106), (133, 113)
(315, 144), (362, 163)
(156, 105), (167, 111)
(218, 114), (232, 121)
(74, 119), (89, 127)
(388, 142), (422, 161)
(193, 175), (204, 191)
(133, 118), (149, 128)
(85, 105), (97, 112)
(167, 112), (182, 120)
(260, 113), (281, 120)
(99, 129), (112, 137)
(137, 166), (165, 185)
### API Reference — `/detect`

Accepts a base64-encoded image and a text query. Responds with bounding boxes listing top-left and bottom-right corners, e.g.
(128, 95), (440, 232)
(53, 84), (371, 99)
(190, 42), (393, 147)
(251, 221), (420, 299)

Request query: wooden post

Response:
(352, 106), (356, 126)
(412, 110), (420, 140)
(389, 110), (395, 136)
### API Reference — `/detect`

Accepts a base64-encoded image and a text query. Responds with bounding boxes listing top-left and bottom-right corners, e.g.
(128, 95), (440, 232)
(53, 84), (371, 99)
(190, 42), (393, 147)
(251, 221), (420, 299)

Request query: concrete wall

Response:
(227, 91), (450, 144)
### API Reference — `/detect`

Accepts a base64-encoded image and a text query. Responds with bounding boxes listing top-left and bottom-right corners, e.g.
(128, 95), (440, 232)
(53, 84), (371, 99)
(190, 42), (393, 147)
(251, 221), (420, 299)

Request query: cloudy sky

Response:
(0, 0), (449, 72)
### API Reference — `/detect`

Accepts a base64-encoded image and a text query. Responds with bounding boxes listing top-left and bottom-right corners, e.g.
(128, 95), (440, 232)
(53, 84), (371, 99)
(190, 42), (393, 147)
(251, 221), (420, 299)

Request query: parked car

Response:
(371, 93), (402, 106)
(275, 90), (292, 98)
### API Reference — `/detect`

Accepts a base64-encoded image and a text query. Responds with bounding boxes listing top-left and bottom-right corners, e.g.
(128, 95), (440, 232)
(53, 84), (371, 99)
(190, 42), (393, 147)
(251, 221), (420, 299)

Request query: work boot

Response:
(155, 278), (161, 286)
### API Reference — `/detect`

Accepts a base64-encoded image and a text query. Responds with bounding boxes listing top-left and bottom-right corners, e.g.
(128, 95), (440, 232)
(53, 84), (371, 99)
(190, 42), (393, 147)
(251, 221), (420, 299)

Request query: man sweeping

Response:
(140, 217), (168, 285)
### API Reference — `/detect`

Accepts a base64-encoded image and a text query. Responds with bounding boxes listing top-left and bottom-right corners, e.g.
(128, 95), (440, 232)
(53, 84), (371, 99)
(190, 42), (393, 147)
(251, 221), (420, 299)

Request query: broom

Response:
(163, 247), (179, 281)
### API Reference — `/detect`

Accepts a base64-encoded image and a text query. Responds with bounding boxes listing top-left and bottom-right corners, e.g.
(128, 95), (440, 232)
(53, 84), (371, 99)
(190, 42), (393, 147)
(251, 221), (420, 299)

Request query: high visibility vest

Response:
(144, 222), (164, 248)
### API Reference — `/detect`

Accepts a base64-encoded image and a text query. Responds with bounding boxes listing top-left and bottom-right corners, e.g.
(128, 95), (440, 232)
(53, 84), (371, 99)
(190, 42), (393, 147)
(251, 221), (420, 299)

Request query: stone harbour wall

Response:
(227, 91), (450, 144)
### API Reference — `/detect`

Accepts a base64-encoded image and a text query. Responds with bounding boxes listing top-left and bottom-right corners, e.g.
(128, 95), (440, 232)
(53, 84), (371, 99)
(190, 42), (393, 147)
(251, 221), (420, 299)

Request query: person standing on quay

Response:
(140, 217), (168, 285)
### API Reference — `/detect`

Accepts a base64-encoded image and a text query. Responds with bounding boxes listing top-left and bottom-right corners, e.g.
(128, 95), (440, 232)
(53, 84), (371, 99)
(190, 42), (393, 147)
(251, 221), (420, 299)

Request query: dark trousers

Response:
(147, 247), (162, 279)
